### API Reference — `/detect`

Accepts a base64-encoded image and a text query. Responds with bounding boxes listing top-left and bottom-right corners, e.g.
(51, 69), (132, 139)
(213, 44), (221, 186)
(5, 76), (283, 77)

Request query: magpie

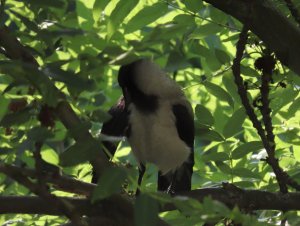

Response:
(118, 59), (194, 193)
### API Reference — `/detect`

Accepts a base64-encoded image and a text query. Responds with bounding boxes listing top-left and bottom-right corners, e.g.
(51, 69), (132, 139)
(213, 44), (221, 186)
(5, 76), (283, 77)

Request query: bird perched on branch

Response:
(118, 59), (194, 194)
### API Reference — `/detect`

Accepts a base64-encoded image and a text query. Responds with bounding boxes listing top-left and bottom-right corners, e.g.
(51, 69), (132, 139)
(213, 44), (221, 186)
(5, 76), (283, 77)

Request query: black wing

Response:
(157, 104), (194, 192)
(92, 97), (129, 183)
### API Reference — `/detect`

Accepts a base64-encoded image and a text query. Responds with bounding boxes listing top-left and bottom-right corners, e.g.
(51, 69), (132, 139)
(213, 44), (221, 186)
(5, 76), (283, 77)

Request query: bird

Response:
(117, 59), (194, 194)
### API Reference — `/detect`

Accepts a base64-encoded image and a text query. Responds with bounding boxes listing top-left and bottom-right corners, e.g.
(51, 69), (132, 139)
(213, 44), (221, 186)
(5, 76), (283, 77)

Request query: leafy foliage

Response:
(0, 0), (300, 225)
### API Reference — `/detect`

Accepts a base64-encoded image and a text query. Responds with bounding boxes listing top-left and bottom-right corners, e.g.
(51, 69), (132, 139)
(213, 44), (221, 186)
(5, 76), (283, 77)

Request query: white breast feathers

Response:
(128, 98), (191, 174)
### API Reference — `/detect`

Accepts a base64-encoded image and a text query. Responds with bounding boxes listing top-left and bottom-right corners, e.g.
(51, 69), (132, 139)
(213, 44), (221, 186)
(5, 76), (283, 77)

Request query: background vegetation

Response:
(0, 0), (300, 225)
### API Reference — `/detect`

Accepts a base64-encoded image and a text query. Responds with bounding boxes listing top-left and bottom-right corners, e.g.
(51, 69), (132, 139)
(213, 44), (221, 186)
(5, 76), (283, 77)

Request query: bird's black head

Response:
(117, 59), (158, 113)
(118, 59), (143, 89)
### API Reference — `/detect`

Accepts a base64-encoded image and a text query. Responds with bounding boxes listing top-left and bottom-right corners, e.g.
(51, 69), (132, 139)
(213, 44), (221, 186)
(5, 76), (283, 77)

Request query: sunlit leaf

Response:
(125, 2), (168, 33)
(223, 107), (246, 138)
(204, 82), (234, 108)
(93, 0), (110, 21)
(231, 141), (263, 159)
(41, 147), (59, 165)
(108, 0), (139, 37)
(232, 168), (262, 179)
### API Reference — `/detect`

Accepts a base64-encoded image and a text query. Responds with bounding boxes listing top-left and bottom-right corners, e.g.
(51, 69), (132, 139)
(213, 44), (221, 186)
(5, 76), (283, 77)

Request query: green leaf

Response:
(288, 96), (300, 117)
(0, 96), (9, 122)
(0, 108), (31, 127)
(165, 51), (189, 72)
(59, 138), (100, 167)
(92, 167), (127, 201)
(215, 49), (231, 64)
(215, 161), (231, 174)
(10, 10), (39, 32)
(183, 0), (203, 13)
(23, 0), (65, 8)
(93, 0), (110, 21)
(90, 109), (111, 123)
(144, 15), (195, 42)
(196, 127), (225, 141)
(232, 168), (262, 179)
(125, 2), (168, 33)
(202, 151), (229, 162)
(204, 82), (234, 108)
(27, 127), (53, 142)
(231, 141), (264, 160)
(240, 65), (260, 77)
(108, 0), (139, 37)
(222, 71), (241, 105)
(134, 194), (159, 226)
(195, 104), (214, 126)
(45, 66), (95, 92)
(76, 0), (94, 30)
(223, 107), (246, 138)
(270, 85), (298, 116)
(190, 23), (222, 39)
(41, 147), (59, 165)
(278, 129), (300, 145)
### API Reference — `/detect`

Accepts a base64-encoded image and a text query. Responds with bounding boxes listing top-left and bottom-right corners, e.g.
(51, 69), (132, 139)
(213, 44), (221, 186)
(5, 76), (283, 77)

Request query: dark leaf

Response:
(92, 167), (127, 201)
(202, 151), (229, 162)
(27, 127), (53, 142)
(134, 194), (159, 226)
(195, 104), (214, 127)
(59, 138), (100, 167)
(183, 0), (203, 13)
(0, 108), (32, 127)
(23, 0), (65, 8)
(196, 127), (225, 142)
(278, 129), (300, 145)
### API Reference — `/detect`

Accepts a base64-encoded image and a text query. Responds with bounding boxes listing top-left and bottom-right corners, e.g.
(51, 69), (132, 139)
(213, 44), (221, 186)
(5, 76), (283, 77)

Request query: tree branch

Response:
(203, 0), (300, 76)
(0, 164), (96, 196)
(231, 26), (300, 193)
(1, 188), (300, 216)
(0, 162), (86, 225)
(258, 56), (288, 193)
(283, 0), (300, 26)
